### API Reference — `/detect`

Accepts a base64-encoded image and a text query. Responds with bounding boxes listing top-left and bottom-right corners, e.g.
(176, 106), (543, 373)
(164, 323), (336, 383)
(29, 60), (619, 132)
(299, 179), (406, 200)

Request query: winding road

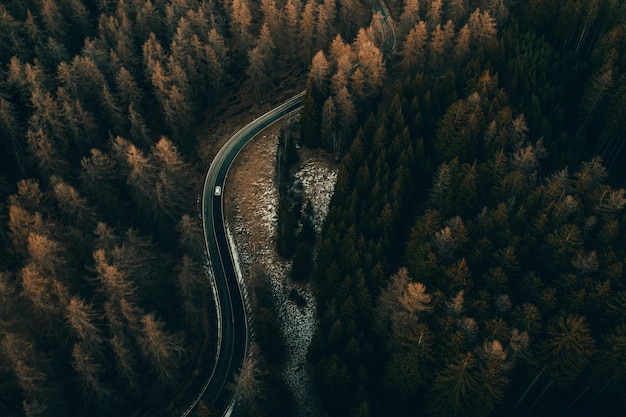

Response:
(194, 92), (305, 416)
(192, 8), (393, 416)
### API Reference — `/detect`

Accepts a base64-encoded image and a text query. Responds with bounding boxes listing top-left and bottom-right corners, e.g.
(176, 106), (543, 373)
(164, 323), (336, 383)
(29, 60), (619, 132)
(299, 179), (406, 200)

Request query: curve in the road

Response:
(192, 92), (305, 416)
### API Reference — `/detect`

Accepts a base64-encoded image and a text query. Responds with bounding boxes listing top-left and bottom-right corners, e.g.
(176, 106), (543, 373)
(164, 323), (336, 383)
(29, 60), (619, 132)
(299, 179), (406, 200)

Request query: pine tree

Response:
(541, 315), (595, 387)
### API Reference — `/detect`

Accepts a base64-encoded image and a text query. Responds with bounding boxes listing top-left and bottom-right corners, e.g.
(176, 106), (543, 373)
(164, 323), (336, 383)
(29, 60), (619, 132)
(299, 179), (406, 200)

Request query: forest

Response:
(0, 0), (625, 417)
(300, 1), (626, 417)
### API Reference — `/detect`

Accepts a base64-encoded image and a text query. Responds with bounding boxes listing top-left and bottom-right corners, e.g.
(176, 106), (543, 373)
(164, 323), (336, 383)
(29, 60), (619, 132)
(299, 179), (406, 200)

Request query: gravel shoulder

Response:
(223, 113), (337, 417)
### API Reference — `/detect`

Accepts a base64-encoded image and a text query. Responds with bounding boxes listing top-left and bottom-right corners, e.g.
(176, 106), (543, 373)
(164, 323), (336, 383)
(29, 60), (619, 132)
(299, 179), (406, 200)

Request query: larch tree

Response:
(137, 312), (185, 386)
(115, 66), (142, 109)
(26, 232), (67, 279)
(110, 229), (162, 300)
(93, 222), (118, 252)
(300, 0), (318, 61)
(51, 177), (97, 228)
(337, 0), (361, 38)
(176, 255), (206, 331)
(453, 23), (471, 65)
(1, 332), (51, 416)
(93, 248), (136, 304)
(428, 23), (447, 73)
(353, 28), (386, 100)
(400, 281), (432, 319)
(468, 8), (497, 50)
(127, 104), (151, 147)
(71, 342), (111, 400)
(231, 342), (267, 406)
(246, 23), (276, 99)
(207, 26), (229, 67)
(334, 85), (357, 158)
(284, 0), (303, 56)
(316, 0), (337, 52)
(6, 57), (45, 103)
(230, 0), (253, 50)
(134, 0), (163, 42)
(309, 50), (331, 91)
(321, 97), (338, 151)
(29, 84), (63, 131)
(40, 0), (67, 40)
(329, 33), (354, 71)
(426, 0), (443, 31)
(153, 137), (193, 221)
(163, 58), (194, 140)
(401, 21), (428, 73)
(65, 297), (104, 357)
(446, 0), (468, 26)
(7, 205), (46, 259)
(486, 0), (510, 26)
(68, 55), (107, 103)
(8, 179), (46, 214)
(398, 0), (421, 39)
(99, 84), (126, 136)
(260, 0), (282, 46)
(112, 136), (158, 212)
(177, 214), (205, 259)
(0, 97), (21, 165)
(20, 262), (60, 315)
(108, 331), (139, 392)
(80, 148), (120, 213)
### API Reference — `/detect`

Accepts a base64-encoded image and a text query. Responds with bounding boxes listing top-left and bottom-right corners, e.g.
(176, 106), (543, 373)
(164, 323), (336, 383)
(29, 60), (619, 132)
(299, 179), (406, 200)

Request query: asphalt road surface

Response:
(197, 92), (305, 416)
